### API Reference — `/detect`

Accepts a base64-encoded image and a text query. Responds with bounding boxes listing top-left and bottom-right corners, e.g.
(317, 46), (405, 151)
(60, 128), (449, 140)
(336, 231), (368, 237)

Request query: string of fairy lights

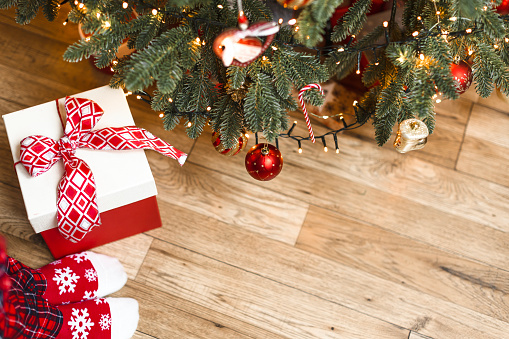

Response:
(64, 0), (508, 153)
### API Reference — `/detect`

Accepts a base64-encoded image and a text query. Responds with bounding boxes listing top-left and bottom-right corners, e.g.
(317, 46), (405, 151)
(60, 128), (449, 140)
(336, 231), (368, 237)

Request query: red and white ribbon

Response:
(298, 84), (323, 143)
(19, 96), (187, 243)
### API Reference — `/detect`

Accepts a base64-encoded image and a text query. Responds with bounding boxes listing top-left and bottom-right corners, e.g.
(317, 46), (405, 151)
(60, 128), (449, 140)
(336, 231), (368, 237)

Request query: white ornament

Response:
(53, 267), (80, 295)
(68, 308), (95, 339)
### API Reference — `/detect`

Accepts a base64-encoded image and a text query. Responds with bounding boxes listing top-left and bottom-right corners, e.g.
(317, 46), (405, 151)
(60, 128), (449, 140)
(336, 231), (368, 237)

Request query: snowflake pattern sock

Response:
(56, 298), (111, 339)
(56, 297), (139, 339)
(38, 251), (127, 305)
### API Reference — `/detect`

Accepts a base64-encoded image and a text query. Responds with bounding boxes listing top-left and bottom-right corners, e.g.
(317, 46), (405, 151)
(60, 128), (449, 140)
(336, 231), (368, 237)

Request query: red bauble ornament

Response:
(497, 0), (509, 15)
(450, 61), (473, 95)
(211, 131), (248, 156)
(245, 143), (283, 181)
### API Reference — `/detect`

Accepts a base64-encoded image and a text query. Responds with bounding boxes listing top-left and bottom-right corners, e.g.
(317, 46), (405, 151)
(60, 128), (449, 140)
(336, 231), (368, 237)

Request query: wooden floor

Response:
(1, 7), (509, 339)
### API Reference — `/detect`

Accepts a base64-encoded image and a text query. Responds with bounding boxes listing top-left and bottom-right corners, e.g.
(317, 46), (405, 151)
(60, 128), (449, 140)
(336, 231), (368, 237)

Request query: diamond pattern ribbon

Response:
(19, 96), (187, 243)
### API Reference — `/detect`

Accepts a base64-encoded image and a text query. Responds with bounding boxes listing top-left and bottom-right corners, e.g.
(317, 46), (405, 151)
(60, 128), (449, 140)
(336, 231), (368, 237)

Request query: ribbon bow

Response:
(19, 96), (187, 243)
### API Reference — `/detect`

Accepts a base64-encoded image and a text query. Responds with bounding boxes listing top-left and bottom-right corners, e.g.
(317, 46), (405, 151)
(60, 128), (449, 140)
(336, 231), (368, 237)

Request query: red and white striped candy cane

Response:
(298, 84), (323, 143)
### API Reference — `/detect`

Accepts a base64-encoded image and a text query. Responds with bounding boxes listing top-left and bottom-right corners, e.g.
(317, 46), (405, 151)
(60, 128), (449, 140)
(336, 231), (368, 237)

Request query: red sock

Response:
(38, 252), (99, 305)
(56, 298), (111, 339)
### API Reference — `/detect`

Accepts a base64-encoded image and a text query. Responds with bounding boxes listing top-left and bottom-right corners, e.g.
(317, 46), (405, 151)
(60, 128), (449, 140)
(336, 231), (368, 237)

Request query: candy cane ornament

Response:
(298, 84), (324, 143)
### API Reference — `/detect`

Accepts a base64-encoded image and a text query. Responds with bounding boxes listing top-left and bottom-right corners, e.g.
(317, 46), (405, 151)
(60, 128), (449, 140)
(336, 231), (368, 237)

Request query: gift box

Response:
(3, 86), (180, 258)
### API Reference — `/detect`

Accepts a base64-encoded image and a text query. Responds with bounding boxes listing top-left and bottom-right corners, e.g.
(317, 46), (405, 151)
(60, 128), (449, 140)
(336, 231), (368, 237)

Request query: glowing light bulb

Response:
(466, 28), (472, 33)
(494, 44), (499, 49)
(288, 19), (297, 25)
(168, 98), (173, 102)
(123, 2), (128, 9)
(96, 13), (101, 18)
(337, 47), (344, 52)
(449, 16), (457, 21)
(78, 2), (84, 9)
(272, 46), (278, 50)
(278, 18), (283, 24)
(383, 21), (388, 27)
(436, 99), (442, 103)
(187, 122), (192, 127)
(356, 69), (361, 74)
(436, 11), (440, 15)
(217, 4), (223, 8)
(136, 95), (142, 99)
(412, 31), (419, 37)
(298, 148), (303, 154)
(63, 21), (67, 26)
(353, 100), (358, 106)
(336, 61), (340, 65)
(206, 106), (211, 111)
(159, 113), (164, 118)
(103, 21), (111, 28)
(324, 146), (328, 152)
(335, 149), (339, 154)
(417, 16), (422, 21)
(419, 53), (424, 60)
(152, 8), (158, 15)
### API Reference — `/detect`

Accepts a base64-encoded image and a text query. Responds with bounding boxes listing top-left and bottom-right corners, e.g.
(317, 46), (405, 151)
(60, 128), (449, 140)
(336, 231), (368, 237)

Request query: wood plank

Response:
(91, 233), (153, 280)
(0, 21), (110, 94)
(477, 88), (509, 113)
(457, 104), (509, 184)
(296, 205), (509, 322)
(147, 150), (309, 245)
(1, 232), (52, 268)
(147, 200), (509, 339)
(133, 332), (158, 339)
(188, 126), (509, 270)
(0, 5), (80, 45)
(409, 331), (434, 339)
(115, 280), (285, 339)
(464, 104), (509, 149)
(137, 238), (409, 339)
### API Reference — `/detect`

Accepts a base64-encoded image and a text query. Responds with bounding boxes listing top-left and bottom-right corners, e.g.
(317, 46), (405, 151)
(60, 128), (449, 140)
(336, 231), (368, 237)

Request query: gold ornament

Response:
(393, 119), (429, 153)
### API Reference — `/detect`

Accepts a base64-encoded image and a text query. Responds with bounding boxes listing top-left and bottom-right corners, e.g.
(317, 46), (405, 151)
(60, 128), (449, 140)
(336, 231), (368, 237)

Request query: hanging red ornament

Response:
(245, 143), (283, 181)
(213, 22), (279, 67)
(497, 0), (509, 15)
(211, 131), (249, 156)
(450, 61), (473, 95)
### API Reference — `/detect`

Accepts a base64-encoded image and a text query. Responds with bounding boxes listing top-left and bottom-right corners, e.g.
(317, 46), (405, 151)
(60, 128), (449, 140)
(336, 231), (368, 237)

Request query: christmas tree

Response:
(2, 0), (508, 149)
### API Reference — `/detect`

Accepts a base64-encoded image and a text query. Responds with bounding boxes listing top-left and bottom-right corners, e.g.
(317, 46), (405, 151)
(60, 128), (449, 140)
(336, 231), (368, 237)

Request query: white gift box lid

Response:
(3, 86), (157, 233)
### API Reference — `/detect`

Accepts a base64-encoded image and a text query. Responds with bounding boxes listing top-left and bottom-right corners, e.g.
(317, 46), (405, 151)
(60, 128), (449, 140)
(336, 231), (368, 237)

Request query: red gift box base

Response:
(40, 196), (161, 259)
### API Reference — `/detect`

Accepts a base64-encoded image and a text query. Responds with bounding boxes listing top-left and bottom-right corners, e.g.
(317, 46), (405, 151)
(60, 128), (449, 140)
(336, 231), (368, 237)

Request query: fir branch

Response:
(227, 66), (247, 90)
(403, 0), (426, 31)
(295, 0), (343, 47)
(166, 0), (211, 8)
(270, 47), (292, 99)
(0, 0), (17, 9)
(358, 85), (380, 125)
(123, 26), (194, 92)
(15, 0), (45, 24)
(472, 40), (509, 96)
(162, 112), (181, 131)
(42, 0), (59, 22)
(332, 0), (371, 42)
(479, 7), (506, 40)
(408, 66), (435, 121)
(242, 0), (273, 22)
(134, 13), (163, 50)
(156, 54), (184, 94)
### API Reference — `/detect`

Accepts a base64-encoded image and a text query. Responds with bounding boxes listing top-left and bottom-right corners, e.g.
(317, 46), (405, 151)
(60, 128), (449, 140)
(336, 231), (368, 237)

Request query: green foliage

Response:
(332, 0), (371, 42)
(4, 0), (509, 148)
(43, 0), (60, 21)
(295, 0), (344, 47)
